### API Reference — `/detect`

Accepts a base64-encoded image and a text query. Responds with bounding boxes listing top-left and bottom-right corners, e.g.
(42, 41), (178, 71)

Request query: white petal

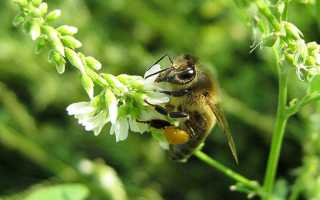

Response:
(83, 111), (107, 132)
(129, 116), (148, 133)
(115, 117), (129, 142)
(109, 124), (115, 135)
(67, 102), (95, 115)
(105, 89), (118, 124)
(139, 109), (165, 121)
(146, 92), (170, 104)
(76, 112), (95, 125)
(144, 64), (161, 80)
(93, 112), (109, 136)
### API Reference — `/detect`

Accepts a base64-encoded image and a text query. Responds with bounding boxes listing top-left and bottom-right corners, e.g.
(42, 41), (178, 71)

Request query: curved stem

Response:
(262, 49), (289, 200)
(194, 151), (260, 190)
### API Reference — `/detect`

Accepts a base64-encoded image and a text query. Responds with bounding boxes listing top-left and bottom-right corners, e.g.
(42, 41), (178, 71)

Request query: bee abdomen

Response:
(169, 111), (214, 162)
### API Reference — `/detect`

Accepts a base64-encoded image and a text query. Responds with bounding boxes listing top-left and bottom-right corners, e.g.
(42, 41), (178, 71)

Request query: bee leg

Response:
(160, 89), (191, 97)
(136, 119), (171, 129)
(144, 99), (189, 119)
(144, 99), (168, 116)
(185, 120), (196, 138)
(169, 111), (189, 119)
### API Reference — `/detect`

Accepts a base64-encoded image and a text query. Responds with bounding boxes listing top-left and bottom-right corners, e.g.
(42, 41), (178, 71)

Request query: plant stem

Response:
(194, 151), (260, 190)
(262, 49), (289, 200)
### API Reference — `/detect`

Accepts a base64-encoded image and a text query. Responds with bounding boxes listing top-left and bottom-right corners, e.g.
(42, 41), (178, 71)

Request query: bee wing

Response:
(208, 100), (239, 164)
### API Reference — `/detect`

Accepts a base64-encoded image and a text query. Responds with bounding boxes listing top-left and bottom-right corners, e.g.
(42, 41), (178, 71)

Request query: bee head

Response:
(155, 54), (197, 85)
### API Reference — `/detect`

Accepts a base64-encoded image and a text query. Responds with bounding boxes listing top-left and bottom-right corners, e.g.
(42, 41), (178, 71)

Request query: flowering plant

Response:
(12, 0), (173, 144)
(12, 0), (320, 200)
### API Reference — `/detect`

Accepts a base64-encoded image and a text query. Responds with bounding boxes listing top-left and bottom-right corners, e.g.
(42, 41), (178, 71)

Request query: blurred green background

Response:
(1, 0), (320, 199)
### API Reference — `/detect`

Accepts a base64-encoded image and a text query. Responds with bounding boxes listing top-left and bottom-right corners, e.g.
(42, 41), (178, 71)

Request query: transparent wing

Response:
(208, 100), (239, 164)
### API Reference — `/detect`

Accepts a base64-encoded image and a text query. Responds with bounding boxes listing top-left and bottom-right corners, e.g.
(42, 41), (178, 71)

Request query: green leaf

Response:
(273, 179), (288, 200)
(309, 76), (320, 93)
(24, 184), (89, 200)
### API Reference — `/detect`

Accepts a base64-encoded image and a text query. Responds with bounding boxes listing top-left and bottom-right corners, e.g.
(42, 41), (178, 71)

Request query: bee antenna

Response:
(146, 54), (173, 72)
(145, 67), (173, 79)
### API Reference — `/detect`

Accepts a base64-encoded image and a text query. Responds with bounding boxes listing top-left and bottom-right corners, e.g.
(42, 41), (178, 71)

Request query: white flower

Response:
(105, 89), (118, 124)
(128, 116), (148, 133)
(110, 117), (129, 142)
(67, 101), (109, 136)
(143, 64), (170, 104)
(145, 92), (170, 105)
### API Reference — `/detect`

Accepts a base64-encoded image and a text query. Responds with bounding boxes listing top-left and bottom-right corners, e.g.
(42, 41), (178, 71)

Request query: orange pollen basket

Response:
(164, 126), (190, 145)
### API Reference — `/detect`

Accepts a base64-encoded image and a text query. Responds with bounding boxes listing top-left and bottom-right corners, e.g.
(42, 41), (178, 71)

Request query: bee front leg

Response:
(144, 99), (189, 119)
(160, 89), (191, 97)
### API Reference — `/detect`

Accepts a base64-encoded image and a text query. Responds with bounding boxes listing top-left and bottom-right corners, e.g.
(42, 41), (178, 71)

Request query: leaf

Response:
(309, 76), (320, 93)
(272, 179), (288, 200)
(24, 184), (89, 200)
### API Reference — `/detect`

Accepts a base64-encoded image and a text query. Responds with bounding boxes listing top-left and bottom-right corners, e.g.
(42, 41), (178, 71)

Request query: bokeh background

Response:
(1, 0), (320, 199)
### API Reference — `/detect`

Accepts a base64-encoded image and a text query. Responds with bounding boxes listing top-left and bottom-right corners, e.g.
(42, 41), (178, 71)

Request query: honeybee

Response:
(142, 54), (238, 163)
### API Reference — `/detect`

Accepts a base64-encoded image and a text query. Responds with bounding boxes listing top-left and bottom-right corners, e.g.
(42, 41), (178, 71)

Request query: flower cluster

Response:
(12, 0), (172, 142)
(278, 22), (320, 80)
(249, 2), (320, 81)
(67, 64), (170, 142)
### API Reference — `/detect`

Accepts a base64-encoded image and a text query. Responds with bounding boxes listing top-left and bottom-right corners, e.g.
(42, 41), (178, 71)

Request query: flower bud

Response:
(307, 42), (320, 57)
(85, 56), (102, 70)
(283, 21), (303, 40)
(30, 20), (41, 41)
(65, 47), (85, 71)
(82, 74), (94, 99)
(61, 35), (82, 49)
(48, 50), (66, 74)
(12, 14), (25, 27)
(306, 56), (316, 66)
(35, 35), (46, 54)
(102, 74), (128, 93)
(285, 53), (295, 65)
(32, 0), (42, 7)
(43, 26), (65, 56)
(46, 9), (61, 22)
(38, 2), (48, 16)
(31, 8), (42, 17)
(56, 25), (78, 35)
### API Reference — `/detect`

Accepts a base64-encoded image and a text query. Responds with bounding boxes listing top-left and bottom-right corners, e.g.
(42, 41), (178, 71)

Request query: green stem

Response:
(262, 49), (289, 199)
(194, 151), (260, 190)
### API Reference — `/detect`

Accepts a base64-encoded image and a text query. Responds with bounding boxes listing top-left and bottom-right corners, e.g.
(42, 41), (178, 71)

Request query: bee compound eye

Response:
(177, 68), (195, 81)
(164, 127), (190, 145)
